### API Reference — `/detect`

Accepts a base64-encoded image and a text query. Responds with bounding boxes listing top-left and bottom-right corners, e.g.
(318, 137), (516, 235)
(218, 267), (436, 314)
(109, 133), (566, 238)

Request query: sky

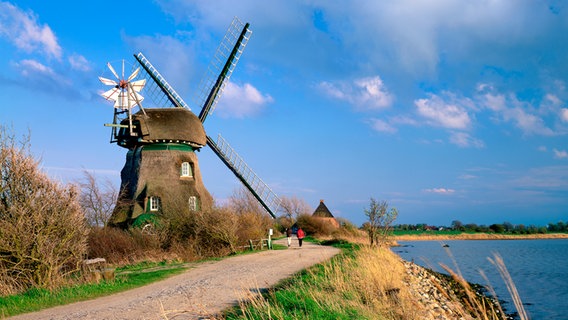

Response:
(0, 0), (567, 227)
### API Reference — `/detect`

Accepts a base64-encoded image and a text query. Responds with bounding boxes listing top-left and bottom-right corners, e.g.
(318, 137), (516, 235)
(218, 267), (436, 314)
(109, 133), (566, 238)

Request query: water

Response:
(392, 239), (568, 319)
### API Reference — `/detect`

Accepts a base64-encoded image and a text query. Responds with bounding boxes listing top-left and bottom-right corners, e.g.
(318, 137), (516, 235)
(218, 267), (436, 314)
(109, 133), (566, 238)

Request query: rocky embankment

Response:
(403, 261), (505, 320)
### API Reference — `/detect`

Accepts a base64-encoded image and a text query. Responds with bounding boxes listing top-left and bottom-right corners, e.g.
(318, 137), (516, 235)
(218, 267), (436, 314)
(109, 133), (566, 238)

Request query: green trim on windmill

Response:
(143, 143), (195, 152)
(132, 213), (159, 228)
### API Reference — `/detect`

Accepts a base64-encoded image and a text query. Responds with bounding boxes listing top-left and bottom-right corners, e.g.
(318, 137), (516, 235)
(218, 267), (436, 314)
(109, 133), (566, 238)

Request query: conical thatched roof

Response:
(118, 108), (207, 148)
(312, 199), (334, 218)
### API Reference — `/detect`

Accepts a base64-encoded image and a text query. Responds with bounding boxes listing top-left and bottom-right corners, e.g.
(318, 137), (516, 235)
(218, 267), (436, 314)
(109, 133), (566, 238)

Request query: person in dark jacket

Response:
(286, 228), (293, 248)
(296, 228), (305, 247)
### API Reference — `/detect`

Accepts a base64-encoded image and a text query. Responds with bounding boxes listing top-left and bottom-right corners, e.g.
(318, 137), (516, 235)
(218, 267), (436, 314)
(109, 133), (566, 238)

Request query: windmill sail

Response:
(134, 52), (191, 110)
(207, 134), (281, 218)
(196, 17), (252, 122)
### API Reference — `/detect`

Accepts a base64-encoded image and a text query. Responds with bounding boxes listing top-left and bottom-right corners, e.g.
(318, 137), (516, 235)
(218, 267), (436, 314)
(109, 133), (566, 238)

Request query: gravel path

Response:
(10, 239), (340, 320)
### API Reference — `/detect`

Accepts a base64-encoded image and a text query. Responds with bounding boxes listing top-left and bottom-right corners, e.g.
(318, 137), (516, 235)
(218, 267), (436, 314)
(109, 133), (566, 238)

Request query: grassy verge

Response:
(224, 240), (427, 320)
(0, 263), (186, 318)
(224, 238), (522, 320)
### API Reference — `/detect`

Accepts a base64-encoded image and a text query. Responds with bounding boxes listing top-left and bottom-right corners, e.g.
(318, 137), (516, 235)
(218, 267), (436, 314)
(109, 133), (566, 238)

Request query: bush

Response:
(296, 214), (336, 237)
(0, 127), (88, 294)
(87, 227), (161, 265)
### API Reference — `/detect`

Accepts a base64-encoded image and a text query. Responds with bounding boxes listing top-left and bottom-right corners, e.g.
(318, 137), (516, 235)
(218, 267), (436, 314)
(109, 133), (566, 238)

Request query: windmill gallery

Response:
(98, 18), (281, 229)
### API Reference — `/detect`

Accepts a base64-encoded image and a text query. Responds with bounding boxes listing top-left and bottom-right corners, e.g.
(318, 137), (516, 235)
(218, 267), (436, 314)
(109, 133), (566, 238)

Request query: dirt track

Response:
(10, 239), (340, 320)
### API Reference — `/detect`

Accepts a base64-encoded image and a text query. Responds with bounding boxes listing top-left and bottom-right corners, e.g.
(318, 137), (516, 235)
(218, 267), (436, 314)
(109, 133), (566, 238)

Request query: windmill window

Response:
(188, 196), (199, 211)
(181, 162), (193, 178)
(150, 196), (160, 211)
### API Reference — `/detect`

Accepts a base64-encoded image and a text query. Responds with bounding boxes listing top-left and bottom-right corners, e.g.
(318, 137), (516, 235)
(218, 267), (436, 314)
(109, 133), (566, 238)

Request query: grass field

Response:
(0, 262), (187, 318)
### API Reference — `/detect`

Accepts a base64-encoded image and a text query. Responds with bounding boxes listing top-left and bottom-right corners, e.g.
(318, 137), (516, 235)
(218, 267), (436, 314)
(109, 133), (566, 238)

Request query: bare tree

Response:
(0, 127), (88, 294)
(364, 198), (398, 247)
(278, 195), (312, 223)
(78, 170), (117, 227)
(228, 187), (265, 215)
(227, 187), (274, 242)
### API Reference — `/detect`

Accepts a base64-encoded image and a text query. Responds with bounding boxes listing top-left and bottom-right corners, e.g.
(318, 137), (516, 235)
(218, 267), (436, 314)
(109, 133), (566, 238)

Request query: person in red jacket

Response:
(296, 227), (305, 247)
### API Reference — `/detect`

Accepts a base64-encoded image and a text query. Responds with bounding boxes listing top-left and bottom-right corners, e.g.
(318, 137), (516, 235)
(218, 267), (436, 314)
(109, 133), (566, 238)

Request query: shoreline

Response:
(393, 232), (568, 241)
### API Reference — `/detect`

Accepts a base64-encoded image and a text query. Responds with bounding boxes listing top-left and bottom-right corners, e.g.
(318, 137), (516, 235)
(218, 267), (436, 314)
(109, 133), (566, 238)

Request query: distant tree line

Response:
(394, 220), (568, 235)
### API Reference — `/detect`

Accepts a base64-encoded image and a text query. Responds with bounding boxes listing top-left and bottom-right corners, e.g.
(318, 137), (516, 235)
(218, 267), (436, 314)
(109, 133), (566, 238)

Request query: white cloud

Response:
(354, 76), (394, 109)
(215, 82), (273, 118)
(449, 132), (484, 148)
(68, 54), (90, 72)
(17, 59), (54, 76)
(369, 118), (397, 134)
(0, 2), (62, 59)
(319, 76), (393, 111)
(553, 149), (568, 159)
(507, 106), (554, 136)
(414, 93), (472, 130)
(561, 108), (568, 123)
(478, 91), (555, 136)
(14, 59), (71, 89)
(424, 188), (455, 194)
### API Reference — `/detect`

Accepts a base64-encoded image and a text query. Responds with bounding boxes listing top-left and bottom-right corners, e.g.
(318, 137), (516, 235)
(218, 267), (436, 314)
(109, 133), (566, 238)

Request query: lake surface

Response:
(392, 239), (568, 319)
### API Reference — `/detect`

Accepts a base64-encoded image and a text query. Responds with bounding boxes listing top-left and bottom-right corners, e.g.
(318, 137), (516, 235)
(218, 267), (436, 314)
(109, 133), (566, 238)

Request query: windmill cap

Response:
(118, 108), (206, 147)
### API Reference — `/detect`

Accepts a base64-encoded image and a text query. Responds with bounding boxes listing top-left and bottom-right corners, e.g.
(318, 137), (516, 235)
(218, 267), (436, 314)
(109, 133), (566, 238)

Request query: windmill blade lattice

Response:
(133, 52), (191, 110)
(207, 134), (281, 218)
(196, 17), (252, 122)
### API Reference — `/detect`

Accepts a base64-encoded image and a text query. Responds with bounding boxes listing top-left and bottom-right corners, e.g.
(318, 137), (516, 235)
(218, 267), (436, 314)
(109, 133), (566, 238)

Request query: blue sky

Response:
(1, 0), (567, 227)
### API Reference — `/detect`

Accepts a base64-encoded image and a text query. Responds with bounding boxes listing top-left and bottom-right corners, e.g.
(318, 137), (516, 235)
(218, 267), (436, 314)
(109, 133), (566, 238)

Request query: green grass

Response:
(0, 244), (288, 318)
(0, 265), (186, 318)
(224, 241), (365, 320)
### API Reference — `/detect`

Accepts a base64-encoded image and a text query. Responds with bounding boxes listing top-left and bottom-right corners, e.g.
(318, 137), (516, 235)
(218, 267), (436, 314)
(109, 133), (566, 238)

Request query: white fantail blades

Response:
(102, 87), (120, 101)
(99, 76), (117, 86)
(107, 62), (119, 80)
(99, 61), (146, 110)
(130, 79), (146, 93)
(127, 67), (140, 82)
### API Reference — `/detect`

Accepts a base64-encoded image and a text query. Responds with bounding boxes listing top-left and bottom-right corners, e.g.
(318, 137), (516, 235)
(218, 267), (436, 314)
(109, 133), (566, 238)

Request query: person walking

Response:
(286, 228), (293, 248)
(296, 227), (305, 248)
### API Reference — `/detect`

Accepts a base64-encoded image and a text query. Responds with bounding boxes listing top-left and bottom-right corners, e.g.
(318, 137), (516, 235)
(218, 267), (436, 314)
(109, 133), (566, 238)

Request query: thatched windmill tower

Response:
(98, 18), (281, 228)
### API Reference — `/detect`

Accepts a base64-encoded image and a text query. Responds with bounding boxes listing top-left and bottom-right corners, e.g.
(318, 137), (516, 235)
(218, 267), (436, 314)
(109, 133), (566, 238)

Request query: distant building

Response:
(312, 199), (339, 228)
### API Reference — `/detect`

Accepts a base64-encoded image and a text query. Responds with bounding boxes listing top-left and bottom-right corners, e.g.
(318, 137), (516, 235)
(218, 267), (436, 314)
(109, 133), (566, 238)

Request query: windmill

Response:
(98, 17), (281, 228)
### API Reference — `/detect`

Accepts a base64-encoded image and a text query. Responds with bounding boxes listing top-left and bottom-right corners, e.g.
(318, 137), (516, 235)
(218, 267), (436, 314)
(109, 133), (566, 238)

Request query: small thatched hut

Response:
(109, 108), (213, 228)
(312, 199), (339, 228)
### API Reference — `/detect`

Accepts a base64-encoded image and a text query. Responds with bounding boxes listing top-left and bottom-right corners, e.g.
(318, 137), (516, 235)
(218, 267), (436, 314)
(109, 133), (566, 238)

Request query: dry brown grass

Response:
(231, 245), (430, 319)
